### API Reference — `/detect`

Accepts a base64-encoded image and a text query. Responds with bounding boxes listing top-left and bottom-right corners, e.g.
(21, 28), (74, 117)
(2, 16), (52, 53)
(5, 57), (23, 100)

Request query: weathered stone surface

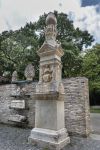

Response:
(10, 84), (20, 97)
(34, 92), (64, 101)
(36, 82), (65, 94)
(29, 128), (70, 150)
(8, 114), (26, 123)
(0, 84), (14, 124)
(35, 100), (65, 130)
(63, 77), (91, 136)
(10, 100), (25, 109)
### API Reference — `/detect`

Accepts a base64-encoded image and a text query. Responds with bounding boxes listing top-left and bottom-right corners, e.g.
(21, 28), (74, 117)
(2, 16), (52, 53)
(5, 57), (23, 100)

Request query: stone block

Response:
(10, 100), (25, 109)
(29, 128), (70, 150)
(8, 114), (26, 123)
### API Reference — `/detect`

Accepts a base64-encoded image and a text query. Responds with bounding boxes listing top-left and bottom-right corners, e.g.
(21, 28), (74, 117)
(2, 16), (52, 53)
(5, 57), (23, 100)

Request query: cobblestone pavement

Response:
(0, 124), (100, 150)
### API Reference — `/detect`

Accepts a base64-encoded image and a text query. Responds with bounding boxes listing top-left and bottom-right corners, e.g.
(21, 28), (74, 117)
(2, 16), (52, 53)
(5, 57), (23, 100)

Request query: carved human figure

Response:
(42, 65), (52, 83)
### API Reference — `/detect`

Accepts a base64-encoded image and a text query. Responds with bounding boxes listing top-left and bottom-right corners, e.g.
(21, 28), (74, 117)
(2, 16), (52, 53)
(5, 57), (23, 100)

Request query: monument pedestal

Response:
(29, 95), (70, 149)
(29, 128), (70, 150)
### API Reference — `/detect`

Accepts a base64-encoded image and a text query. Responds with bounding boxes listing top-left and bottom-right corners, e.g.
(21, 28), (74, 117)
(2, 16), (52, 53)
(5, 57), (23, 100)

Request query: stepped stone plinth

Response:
(29, 12), (70, 150)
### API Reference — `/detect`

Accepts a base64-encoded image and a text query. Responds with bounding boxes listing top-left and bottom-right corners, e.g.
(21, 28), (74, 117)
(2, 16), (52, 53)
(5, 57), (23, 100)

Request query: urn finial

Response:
(46, 12), (57, 26)
(45, 13), (57, 45)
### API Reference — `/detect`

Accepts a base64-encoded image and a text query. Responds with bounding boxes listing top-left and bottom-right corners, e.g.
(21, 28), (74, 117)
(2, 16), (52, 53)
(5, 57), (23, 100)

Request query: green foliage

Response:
(0, 23), (39, 80)
(81, 44), (100, 105)
(90, 107), (100, 113)
(62, 42), (83, 78)
(82, 44), (100, 93)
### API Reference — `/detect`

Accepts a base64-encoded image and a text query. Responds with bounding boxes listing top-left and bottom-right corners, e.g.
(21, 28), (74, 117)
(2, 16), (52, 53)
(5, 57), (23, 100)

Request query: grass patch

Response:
(90, 107), (100, 113)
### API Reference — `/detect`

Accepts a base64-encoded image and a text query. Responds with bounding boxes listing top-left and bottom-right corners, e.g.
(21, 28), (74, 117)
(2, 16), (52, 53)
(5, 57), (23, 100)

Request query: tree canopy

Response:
(81, 44), (100, 105)
(0, 23), (39, 79)
(0, 11), (94, 80)
(36, 11), (94, 50)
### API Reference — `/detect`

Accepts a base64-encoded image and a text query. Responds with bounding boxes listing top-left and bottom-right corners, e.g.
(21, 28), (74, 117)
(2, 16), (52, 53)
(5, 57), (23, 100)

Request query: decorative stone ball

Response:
(24, 64), (35, 81)
(46, 12), (57, 26)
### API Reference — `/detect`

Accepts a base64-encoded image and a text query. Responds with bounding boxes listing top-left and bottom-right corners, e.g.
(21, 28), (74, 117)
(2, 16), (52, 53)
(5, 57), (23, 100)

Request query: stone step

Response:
(8, 114), (26, 123)
(10, 100), (25, 109)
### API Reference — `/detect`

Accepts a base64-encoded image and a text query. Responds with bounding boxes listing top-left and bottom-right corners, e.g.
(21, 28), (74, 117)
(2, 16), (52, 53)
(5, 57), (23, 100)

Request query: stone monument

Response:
(29, 12), (70, 150)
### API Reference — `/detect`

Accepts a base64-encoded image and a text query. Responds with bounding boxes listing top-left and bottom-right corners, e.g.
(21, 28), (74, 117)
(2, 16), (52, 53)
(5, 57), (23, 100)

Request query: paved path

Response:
(0, 124), (100, 150)
(90, 113), (100, 134)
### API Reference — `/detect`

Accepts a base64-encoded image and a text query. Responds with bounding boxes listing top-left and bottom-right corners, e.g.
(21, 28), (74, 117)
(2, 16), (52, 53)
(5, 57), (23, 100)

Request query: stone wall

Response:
(63, 77), (91, 136)
(0, 77), (90, 136)
(0, 84), (13, 124)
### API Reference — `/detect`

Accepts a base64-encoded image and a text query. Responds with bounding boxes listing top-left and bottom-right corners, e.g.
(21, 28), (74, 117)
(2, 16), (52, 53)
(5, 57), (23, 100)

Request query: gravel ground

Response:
(0, 124), (100, 150)
(90, 113), (100, 134)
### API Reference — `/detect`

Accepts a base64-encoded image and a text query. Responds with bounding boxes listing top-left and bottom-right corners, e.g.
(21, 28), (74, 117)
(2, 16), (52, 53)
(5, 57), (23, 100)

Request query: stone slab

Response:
(35, 100), (65, 130)
(10, 100), (25, 109)
(8, 115), (26, 123)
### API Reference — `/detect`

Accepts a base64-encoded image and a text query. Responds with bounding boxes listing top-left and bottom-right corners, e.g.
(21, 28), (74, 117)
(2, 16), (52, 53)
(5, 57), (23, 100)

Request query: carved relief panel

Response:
(42, 65), (52, 83)
(42, 64), (53, 83)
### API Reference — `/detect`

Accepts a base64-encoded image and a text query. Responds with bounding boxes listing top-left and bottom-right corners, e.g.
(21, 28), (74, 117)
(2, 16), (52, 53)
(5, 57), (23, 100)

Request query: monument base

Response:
(29, 128), (70, 150)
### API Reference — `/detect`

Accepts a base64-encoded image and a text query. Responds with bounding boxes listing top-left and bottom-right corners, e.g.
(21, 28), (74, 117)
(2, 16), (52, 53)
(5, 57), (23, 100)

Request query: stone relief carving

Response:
(42, 65), (52, 83)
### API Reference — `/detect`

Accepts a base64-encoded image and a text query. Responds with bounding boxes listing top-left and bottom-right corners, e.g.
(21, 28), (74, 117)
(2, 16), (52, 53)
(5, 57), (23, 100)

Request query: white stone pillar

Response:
(29, 12), (70, 150)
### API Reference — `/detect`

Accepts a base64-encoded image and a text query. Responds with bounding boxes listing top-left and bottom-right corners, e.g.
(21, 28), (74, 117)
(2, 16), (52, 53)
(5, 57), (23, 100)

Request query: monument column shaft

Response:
(35, 100), (64, 130)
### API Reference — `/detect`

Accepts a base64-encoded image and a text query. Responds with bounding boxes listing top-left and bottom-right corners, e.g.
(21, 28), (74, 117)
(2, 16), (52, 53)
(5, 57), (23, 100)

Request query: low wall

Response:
(0, 77), (90, 136)
(0, 85), (13, 124)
